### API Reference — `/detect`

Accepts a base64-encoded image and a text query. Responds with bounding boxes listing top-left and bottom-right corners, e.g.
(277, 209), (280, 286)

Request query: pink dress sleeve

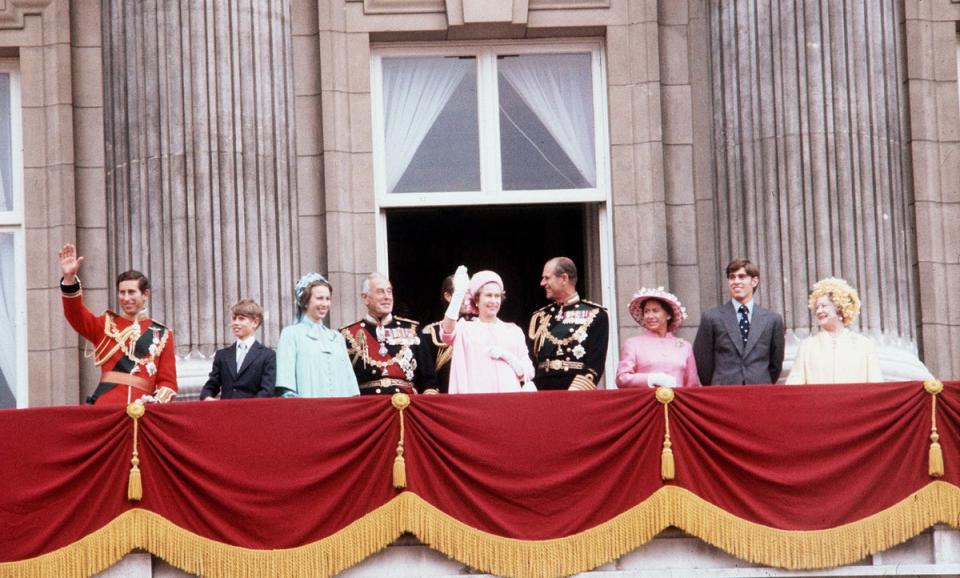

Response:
(510, 324), (535, 382)
(682, 342), (701, 387)
(615, 337), (651, 388)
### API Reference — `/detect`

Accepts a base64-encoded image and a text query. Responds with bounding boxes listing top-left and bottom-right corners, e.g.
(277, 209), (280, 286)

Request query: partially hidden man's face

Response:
(727, 267), (758, 303)
(363, 277), (394, 318)
(117, 280), (148, 316)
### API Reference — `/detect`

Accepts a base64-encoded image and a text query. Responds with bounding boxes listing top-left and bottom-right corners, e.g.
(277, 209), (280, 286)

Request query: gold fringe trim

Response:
(0, 505), (403, 578)
(4, 483), (960, 578)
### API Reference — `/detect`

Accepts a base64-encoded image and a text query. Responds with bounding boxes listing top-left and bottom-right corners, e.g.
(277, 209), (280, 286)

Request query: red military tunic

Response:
(340, 314), (436, 395)
(61, 281), (177, 405)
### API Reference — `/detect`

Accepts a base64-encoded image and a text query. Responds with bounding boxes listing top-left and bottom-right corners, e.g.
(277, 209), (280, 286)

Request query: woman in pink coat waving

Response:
(441, 267), (535, 394)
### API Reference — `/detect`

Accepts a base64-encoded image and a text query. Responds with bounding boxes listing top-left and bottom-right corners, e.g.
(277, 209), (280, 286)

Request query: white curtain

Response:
(0, 160), (7, 212)
(383, 57), (470, 193)
(0, 74), (10, 212)
(0, 233), (16, 399)
(499, 54), (596, 187)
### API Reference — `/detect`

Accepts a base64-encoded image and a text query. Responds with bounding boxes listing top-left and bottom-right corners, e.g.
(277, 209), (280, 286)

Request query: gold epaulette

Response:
(393, 316), (420, 326)
(528, 309), (549, 341)
(580, 299), (607, 310)
(340, 326), (364, 362)
(422, 321), (444, 347)
(339, 321), (362, 333)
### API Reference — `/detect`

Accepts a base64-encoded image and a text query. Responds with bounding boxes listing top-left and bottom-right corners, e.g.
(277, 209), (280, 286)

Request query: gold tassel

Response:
(924, 380), (945, 478)
(656, 387), (676, 481)
(661, 439), (675, 480)
(391, 393), (411, 490)
(126, 403), (146, 501)
(128, 461), (142, 501)
(393, 452), (407, 489)
(929, 437), (944, 478)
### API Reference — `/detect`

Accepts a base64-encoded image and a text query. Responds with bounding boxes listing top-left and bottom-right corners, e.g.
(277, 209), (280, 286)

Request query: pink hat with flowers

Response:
(628, 287), (688, 332)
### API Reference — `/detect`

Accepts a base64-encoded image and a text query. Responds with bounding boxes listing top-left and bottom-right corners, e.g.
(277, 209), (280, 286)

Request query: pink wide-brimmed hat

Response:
(464, 270), (504, 315)
(628, 287), (688, 332)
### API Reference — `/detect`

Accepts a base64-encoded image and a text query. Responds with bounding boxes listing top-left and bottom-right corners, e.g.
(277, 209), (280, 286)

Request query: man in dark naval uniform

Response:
(528, 257), (609, 391)
(420, 275), (456, 394)
(341, 273), (437, 395)
(421, 274), (480, 394)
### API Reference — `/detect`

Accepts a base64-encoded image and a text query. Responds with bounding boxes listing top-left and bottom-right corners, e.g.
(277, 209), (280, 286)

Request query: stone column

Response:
(708, 0), (928, 379)
(317, 0), (376, 325)
(608, 0), (671, 346)
(102, 0), (300, 356)
(903, 0), (960, 379)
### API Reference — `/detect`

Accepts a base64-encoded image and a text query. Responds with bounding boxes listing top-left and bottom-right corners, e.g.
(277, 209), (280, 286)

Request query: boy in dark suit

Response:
(693, 258), (785, 385)
(201, 299), (276, 400)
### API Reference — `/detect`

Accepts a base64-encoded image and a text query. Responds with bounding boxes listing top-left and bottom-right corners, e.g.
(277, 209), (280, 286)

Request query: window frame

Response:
(370, 39), (611, 208)
(0, 59), (26, 407)
(0, 59), (22, 225)
(369, 40), (620, 386)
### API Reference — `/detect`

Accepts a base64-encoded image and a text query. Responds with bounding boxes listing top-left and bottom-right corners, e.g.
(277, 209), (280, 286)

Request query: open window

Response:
(370, 41), (618, 385)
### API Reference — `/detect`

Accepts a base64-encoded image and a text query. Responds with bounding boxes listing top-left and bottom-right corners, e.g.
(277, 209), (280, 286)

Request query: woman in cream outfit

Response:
(786, 277), (882, 385)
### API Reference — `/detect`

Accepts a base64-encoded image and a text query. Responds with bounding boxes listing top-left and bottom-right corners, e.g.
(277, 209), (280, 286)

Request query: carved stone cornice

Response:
(359, 0), (610, 20)
(529, 0), (609, 7)
(0, 0), (53, 30)
(361, 0), (444, 14)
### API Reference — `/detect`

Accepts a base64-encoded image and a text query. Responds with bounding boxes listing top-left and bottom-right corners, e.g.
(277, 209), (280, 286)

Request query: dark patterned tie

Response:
(738, 304), (750, 345)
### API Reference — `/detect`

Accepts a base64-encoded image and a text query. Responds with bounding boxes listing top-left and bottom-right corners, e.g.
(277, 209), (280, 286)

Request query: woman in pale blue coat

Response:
(275, 273), (359, 398)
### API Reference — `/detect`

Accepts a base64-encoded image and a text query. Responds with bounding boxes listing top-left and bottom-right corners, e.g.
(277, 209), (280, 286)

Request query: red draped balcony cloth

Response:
(0, 381), (958, 578)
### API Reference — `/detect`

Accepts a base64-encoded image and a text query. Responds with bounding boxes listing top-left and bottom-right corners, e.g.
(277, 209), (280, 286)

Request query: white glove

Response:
(520, 381), (537, 392)
(647, 372), (677, 388)
(445, 265), (470, 320)
(138, 394), (159, 404)
(488, 346), (525, 376)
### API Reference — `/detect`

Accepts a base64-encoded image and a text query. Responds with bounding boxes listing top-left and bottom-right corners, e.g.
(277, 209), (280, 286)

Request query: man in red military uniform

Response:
(341, 273), (437, 395)
(58, 244), (178, 405)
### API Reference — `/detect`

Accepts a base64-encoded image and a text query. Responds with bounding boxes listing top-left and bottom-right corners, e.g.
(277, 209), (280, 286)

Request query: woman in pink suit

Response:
(441, 267), (535, 394)
(616, 287), (700, 388)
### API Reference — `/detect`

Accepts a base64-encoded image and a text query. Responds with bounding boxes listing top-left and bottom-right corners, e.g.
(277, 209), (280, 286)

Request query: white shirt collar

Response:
(236, 335), (257, 350)
(365, 313), (394, 326)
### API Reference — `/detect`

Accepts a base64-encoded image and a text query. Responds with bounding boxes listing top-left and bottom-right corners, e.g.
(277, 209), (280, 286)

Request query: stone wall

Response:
(5, 0), (960, 404)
